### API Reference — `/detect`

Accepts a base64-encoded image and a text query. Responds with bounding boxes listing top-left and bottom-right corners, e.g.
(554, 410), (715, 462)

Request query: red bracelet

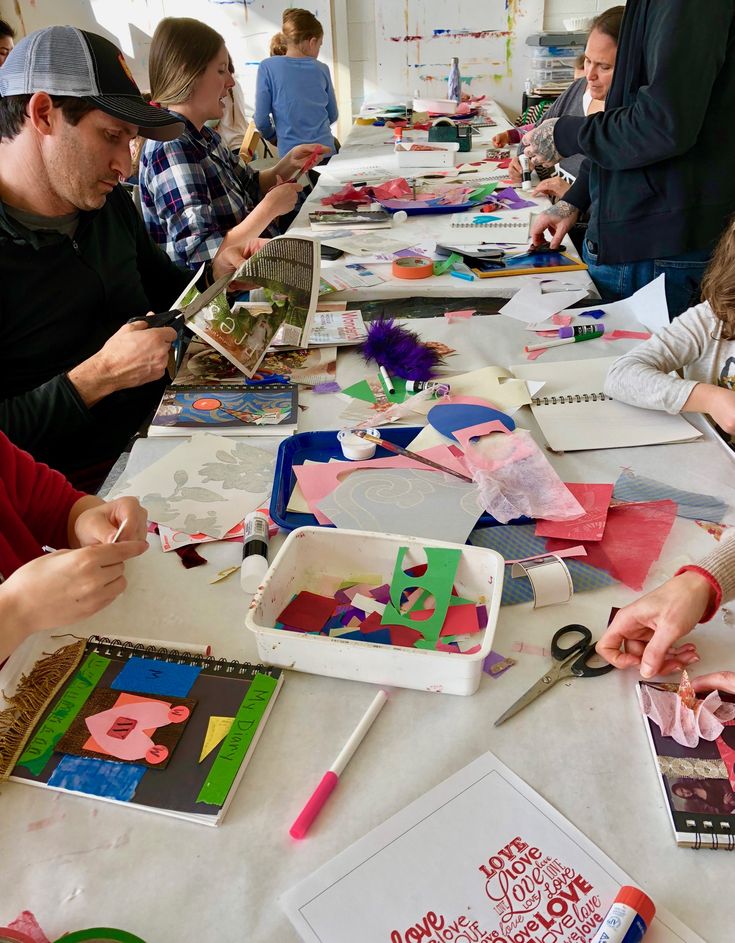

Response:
(674, 565), (722, 622)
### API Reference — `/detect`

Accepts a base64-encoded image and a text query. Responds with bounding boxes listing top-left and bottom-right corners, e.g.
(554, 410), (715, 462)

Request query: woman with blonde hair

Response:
(255, 8), (338, 156)
(140, 17), (327, 269)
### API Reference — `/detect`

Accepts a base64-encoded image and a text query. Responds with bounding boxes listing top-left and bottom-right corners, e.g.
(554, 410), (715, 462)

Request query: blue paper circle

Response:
(427, 403), (515, 442)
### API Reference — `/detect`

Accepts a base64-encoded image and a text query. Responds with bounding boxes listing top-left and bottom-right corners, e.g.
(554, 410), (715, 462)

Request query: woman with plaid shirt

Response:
(140, 18), (327, 271)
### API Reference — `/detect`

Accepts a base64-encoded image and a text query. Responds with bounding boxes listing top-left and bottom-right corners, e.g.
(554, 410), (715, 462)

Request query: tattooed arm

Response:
(521, 118), (561, 168)
(529, 200), (579, 248)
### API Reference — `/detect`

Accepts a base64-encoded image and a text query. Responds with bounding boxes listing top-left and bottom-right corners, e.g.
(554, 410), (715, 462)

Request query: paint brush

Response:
(352, 430), (474, 483)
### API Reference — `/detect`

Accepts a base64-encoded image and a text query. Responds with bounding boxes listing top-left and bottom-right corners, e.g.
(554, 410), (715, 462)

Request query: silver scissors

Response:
(494, 623), (614, 727)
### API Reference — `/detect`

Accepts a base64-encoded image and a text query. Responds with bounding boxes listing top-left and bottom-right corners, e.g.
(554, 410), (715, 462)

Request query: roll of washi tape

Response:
(53, 930), (148, 943)
(392, 257), (433, 280)
(337, 428), (377, 460)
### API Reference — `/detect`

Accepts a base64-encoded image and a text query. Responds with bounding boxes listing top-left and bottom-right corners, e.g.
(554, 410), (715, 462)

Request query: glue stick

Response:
(241, 510), (269, 594)
(590, 886), (655, 943)
(519, 152), (532, 191)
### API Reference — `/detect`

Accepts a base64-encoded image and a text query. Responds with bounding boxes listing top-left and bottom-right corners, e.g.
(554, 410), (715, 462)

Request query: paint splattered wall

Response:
(370, 0), (544, 116)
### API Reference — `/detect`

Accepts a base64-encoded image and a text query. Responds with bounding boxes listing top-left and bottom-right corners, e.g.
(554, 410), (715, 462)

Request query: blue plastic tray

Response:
(269, 427), (530, 531)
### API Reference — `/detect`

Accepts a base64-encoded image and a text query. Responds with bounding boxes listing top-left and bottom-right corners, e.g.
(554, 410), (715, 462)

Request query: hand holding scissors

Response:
(494, 624), (613, 727)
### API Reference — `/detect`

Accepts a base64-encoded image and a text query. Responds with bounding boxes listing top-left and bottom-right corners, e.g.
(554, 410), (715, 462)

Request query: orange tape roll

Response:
(392, 257), (434, 279)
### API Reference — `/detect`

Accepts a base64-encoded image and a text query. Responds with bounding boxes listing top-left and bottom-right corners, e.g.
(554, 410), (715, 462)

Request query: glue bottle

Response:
(590, 886), (655, 943)
(241, 510), (270, 594)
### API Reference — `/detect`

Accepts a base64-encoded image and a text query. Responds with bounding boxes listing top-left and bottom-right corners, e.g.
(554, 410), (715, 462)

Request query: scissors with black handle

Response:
(126, 272), (233, 370)
(126, 272), (233, 331)
(494, 624), (614, 727)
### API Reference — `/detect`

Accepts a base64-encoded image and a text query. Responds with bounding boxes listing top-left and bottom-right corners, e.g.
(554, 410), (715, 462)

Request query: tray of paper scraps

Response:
(270, 427), (528, 533)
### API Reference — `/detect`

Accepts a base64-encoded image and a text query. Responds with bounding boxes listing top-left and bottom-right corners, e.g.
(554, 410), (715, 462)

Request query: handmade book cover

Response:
(1, 635), (283, 827)
(637, 681), (735, 849)
(149, 384), (298, 436)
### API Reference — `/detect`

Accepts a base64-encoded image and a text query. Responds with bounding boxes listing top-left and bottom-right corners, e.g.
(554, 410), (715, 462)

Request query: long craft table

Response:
(287, 102), (597, 302)
(1, 312), (733, 942)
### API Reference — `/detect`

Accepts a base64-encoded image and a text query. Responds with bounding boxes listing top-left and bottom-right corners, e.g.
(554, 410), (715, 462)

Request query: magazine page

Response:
(185, 238), (320, 378)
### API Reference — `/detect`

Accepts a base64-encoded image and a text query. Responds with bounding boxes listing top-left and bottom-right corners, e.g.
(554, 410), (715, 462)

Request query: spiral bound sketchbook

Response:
(511, 357), (702, 451)
(637, 682), (735, 849)
(0, 634), (283, 826)
(449, 213), (530, 244)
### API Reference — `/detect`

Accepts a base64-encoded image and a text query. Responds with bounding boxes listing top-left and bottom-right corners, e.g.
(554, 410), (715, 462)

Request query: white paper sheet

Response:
(500, 282), (590, 324)
(282, 752), (703, 943)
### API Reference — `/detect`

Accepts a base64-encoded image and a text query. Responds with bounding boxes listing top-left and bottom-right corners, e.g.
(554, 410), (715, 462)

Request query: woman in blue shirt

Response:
(255, 9), (338, 158)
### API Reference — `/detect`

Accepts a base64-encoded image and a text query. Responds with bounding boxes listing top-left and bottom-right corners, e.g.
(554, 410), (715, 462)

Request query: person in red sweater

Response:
(0, 432), (148, 661)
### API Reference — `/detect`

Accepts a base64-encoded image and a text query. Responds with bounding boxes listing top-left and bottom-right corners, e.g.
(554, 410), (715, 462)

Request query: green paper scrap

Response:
(17, 652), (110, 776)
(341, 378), (377, 404)
(469, 182), (498, 202)
(377, 373), (408, 404)
(433, 252), (463, 277)
(197, 672), (278, 806)
(381, 546), (462, 647)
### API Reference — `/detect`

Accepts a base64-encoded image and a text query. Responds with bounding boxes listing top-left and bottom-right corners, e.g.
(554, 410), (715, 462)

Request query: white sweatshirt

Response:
(604, 301), (735, 414)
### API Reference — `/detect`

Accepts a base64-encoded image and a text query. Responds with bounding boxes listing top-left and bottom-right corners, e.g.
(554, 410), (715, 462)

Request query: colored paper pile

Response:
(275, 549), (488, 654)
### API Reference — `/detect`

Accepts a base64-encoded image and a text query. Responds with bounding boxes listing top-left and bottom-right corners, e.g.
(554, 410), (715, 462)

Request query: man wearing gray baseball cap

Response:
(0, 26), (262, 486)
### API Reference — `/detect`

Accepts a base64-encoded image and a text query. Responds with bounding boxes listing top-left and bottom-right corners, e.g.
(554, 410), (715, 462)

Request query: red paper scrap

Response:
(7, 913), (51, 943)
(602, 329), (652, 341)
(388, 625), (425, 647)
(535, 482), (614, 542)
(545, 499), (677, 591)
(360, 611), (384, 633)
(410, 603), (481, 637)
(277, 591), (336, 633)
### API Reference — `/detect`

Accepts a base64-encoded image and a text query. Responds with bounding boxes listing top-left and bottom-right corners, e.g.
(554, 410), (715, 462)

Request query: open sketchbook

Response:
(637, 682), (735, 849)
(0, 634), (283, 826)
(511, 357), (702, 451)
(282, 752), (701, 943)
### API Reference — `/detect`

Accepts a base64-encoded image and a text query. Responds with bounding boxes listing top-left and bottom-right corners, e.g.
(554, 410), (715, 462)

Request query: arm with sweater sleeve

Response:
(0, 432), (84, 550)
(604, 303), (716, 412)
(518, 80), (583, 159)
(0, 373), (94, 459)
(254, 63), (276, 142)
(325, 65), (338, 125)
(555, 2), (735, 168)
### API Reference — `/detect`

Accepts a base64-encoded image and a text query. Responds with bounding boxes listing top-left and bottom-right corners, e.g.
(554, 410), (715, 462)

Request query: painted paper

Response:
(117, 433), (274, 539)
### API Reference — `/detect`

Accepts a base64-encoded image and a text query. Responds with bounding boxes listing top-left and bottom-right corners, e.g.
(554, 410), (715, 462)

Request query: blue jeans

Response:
(582, 241), (711, 320)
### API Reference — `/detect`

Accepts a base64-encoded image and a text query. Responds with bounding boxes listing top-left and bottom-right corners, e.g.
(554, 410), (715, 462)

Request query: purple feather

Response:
(361, 318), (441, 381)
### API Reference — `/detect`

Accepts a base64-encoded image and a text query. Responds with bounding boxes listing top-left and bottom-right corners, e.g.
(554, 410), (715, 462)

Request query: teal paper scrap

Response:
(469, 525), (616, 606)
(613, 470), (727, 523)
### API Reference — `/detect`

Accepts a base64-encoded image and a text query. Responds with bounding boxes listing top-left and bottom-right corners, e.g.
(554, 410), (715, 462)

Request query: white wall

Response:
(544, 0), (626, 32)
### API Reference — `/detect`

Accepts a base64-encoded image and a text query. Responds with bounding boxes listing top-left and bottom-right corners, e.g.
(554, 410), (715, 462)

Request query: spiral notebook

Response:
(0, 634), (283, 826)
(449, 213), (530, 244)
(511, 357), (702, 451)
(637, 682), (735, 849)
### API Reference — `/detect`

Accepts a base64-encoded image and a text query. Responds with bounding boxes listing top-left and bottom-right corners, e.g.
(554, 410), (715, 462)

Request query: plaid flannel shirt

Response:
(140, 113), (263, 270)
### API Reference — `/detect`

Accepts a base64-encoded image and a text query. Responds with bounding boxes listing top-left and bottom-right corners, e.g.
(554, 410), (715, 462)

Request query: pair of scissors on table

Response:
(494, 624), (614, 727)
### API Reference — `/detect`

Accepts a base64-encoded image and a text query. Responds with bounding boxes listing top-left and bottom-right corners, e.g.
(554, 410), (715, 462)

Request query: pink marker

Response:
(289, 688), (389, 840)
